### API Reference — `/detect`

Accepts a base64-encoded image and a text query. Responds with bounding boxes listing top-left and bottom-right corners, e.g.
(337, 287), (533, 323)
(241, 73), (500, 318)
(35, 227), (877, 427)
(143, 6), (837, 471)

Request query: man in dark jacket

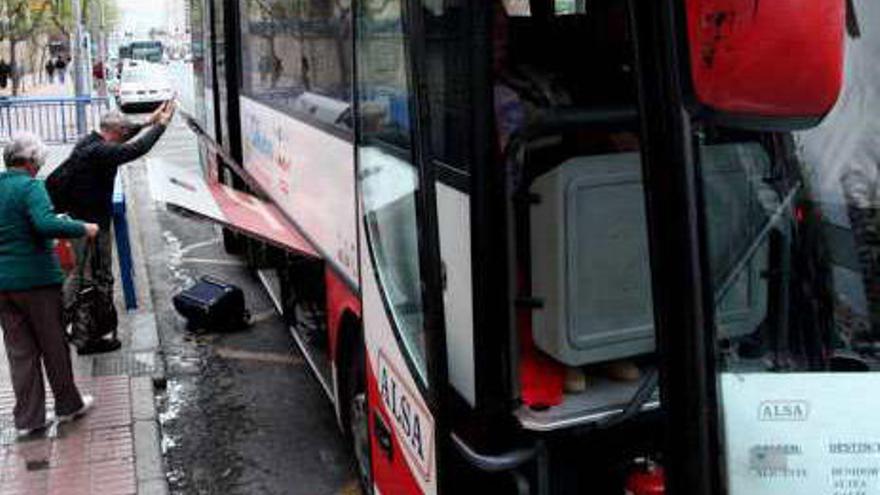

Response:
(62, 102), (176, 354)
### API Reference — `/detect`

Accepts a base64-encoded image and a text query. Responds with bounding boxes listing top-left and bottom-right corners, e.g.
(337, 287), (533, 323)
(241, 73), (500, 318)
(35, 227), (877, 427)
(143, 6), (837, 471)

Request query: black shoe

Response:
(77, 338), (122, 355)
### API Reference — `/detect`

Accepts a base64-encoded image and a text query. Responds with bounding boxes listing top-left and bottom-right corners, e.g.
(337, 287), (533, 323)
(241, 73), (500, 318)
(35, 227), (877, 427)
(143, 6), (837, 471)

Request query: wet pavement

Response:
(0, 377), (140, 495)
(128, 66), (359, 494)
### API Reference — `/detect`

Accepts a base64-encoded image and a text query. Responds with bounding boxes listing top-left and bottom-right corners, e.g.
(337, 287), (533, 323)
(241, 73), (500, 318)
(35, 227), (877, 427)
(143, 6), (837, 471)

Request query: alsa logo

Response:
(758, 400), (810, 422)
(244, 115), (274, 157)
(378, 352), (434, 481)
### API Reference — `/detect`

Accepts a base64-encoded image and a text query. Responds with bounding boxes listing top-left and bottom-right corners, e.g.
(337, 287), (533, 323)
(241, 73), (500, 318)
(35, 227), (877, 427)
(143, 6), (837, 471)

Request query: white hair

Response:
(3, 132), (47, 170)
(100, 109), (136, 133)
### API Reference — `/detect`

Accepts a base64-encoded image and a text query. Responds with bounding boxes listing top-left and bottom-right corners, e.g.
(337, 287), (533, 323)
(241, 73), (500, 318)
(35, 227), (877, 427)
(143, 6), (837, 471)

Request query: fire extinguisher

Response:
(624, 458), (665, 495)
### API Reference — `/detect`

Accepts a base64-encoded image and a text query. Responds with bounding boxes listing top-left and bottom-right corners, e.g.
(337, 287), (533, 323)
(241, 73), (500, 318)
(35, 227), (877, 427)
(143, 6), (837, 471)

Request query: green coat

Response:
(0, 168), (86, 291)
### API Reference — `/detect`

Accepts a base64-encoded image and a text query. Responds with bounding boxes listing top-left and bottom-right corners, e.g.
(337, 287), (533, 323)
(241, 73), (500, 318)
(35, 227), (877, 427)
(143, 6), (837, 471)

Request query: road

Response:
(133, 61), (357, 494)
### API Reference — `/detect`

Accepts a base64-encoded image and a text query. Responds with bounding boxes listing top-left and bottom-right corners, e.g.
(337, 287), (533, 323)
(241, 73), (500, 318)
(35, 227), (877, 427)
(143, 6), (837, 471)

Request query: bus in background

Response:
(122, 40), (165, 63)
(177, 0), (866, 494)
(118, 43), (132, 60)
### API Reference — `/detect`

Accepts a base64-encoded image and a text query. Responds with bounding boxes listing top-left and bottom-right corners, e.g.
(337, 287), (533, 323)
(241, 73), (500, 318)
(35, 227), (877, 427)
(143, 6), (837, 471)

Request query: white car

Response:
(115, 64), (173, 113)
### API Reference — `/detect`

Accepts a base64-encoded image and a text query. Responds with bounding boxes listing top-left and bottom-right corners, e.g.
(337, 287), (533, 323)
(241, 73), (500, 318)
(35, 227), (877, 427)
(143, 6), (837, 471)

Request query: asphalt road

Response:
(131, 62), (358, 495)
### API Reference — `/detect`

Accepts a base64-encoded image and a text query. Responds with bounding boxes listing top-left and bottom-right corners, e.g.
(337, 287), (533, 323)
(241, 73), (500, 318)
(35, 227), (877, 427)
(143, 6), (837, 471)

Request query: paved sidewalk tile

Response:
(0, 376), (137, 495)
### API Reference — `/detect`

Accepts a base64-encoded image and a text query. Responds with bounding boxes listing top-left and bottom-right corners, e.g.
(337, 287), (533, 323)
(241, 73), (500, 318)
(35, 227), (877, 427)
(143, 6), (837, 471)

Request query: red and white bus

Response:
(173, 0), (879, 493)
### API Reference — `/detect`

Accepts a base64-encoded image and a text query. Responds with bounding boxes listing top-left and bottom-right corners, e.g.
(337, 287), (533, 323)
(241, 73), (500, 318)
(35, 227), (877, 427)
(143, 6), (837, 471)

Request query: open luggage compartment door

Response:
(147, 157), (317, 258)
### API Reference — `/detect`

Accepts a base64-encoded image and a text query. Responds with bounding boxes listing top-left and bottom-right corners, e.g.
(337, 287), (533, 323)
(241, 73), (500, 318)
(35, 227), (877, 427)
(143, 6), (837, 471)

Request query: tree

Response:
(84, 0), (121, 62)
(48, 0), (119, 38)
(41, 0), (117, 63)
(0, 0), (55, 94)
(0, 0), (118, 95)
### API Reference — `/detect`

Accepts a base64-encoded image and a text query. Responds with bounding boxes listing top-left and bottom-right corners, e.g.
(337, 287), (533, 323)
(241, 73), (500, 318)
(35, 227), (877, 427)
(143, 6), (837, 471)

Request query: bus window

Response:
(421, 0), (479, 172)
(700, 140), (773, 343)
(239, 0), (353, 131)
(555, 0), (586, 16)
(357, 0), (411, 148)
(189, 0), (207, 128)
(358, 0), (427, 380)
(696, 123), (880, 493)
(502, 0), (531, 17)
(129, 41), (164, 63)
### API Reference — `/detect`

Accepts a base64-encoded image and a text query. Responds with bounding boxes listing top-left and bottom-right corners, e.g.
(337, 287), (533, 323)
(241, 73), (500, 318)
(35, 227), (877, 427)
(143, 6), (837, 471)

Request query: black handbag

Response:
(64, 239), (118, 341)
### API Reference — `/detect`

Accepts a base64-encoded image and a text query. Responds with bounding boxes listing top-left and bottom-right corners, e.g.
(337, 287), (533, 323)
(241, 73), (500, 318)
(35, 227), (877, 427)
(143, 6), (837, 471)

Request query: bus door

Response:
(209, 0), (243, 167)
(356, 0), (451, 493)
(630, 0), (848, 493)
(204, 0), (249, 253)
(193, 0), (240, 176)
(188, 0), (217, 176)
(188, 0), (222, 181)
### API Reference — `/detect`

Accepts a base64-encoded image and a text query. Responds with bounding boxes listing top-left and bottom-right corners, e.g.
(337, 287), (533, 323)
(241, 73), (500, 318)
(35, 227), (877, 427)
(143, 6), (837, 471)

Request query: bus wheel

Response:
(343, 329), (372, 493)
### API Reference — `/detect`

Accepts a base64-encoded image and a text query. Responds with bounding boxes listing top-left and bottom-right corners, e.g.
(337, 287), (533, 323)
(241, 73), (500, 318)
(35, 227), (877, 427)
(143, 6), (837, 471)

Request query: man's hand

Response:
(83, 223), (99, 239)
(147, 103), (165, 125)
(158, 99), (177, 126)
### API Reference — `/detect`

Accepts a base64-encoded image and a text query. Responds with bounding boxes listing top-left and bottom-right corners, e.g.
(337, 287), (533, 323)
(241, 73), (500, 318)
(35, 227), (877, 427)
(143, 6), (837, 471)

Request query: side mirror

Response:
(685, 0), (846, 129)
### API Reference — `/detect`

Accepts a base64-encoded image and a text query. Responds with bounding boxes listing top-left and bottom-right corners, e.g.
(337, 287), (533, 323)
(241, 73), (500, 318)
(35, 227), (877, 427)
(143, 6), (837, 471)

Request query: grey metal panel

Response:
(530, 148), (769, 366)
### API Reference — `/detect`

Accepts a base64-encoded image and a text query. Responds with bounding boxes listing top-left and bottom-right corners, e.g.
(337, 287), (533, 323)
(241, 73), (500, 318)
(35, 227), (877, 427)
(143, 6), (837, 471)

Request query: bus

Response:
(120, 40), (165, 63)
(178, 0), (873, 493)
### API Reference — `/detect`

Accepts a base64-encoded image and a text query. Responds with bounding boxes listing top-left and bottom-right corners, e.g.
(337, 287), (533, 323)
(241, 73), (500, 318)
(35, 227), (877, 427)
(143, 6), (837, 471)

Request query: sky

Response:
(116, 0), (169, 36)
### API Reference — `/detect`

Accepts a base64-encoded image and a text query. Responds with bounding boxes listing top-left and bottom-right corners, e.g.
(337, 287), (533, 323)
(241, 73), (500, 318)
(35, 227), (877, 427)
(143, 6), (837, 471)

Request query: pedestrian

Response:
(12, 62), (23, 92)
(45, 58), (55, 84)
(52, 103), (176, 355)
(0, 133), (98, 437)
(0, 59), (11, 90)
(92, 59), (106, 96)
(55, 56), (67, 84)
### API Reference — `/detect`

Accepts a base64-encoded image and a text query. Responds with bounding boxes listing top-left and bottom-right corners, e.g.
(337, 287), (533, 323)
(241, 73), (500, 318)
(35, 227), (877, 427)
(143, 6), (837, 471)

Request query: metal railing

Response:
(0, 96), (111, 144)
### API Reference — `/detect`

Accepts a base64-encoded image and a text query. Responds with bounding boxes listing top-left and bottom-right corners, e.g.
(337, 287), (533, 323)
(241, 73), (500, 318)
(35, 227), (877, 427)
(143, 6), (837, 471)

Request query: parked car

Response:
(115, 64), (173, 113)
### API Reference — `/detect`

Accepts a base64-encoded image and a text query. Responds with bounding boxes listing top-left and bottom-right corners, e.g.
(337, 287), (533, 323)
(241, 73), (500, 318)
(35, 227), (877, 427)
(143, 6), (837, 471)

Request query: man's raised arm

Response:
(94, 101), (177, 167)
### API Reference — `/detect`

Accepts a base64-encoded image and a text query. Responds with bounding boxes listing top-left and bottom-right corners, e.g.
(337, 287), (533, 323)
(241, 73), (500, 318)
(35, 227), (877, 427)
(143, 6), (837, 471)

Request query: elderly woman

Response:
(0, 133), (98, 436)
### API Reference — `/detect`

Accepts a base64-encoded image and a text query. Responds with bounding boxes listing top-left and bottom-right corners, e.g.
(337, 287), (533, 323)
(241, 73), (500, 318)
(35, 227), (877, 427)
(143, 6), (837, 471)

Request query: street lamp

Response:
(72, 0), (87, 134)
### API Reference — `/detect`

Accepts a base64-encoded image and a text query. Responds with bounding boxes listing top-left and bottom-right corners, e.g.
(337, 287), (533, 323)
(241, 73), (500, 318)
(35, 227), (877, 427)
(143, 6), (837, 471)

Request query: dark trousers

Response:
(65, 229), (117, 347)
(0, 285), (84, 430)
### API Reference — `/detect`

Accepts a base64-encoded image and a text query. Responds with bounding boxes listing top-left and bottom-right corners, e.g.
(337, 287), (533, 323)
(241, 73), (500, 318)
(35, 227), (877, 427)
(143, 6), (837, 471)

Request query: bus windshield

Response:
(695, 1), (880, 487)
(129, 41), (163, 62)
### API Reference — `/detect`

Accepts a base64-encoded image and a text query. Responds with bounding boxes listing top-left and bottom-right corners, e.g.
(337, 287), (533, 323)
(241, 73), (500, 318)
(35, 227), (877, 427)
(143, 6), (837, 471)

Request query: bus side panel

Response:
(239, 96), (359, 284)
(325, 265), (361, 363)
(361, 227), (438, 495)
(436, 183), (476, 406)
(367, 354), (427, 495)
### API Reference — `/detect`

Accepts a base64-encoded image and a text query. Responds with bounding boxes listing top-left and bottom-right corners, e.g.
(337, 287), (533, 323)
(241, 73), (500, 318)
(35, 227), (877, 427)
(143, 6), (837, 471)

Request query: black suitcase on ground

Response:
(173, 276), (250, 332)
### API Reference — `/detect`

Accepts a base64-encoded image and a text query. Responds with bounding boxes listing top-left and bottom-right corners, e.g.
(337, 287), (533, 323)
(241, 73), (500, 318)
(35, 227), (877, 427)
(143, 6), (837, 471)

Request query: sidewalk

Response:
(0, 376), (152, 495)
(0, 71), (108, 99)
(0, 145), (167, 495)
(0, 74), (75, 99)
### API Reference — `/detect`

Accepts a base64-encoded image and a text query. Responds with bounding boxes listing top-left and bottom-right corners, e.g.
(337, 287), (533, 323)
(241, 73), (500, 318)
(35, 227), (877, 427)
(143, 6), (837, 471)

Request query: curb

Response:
(131, 376), (168, 495)
(123, 163), (170, 495)
(119, 161), (166, 379)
